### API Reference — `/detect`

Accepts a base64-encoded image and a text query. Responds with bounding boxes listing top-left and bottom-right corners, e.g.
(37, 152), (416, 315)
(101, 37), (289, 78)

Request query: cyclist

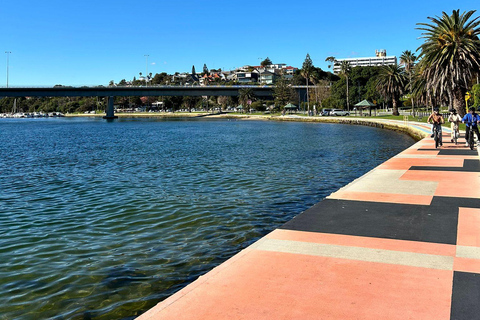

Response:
(462, 106), (480, 147)
(448, 109), (462, 143)
(427, 108), (444, 145)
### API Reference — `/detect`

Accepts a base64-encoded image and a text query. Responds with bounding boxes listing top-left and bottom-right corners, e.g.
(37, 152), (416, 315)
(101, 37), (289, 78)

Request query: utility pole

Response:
(5, 51), (11, 88)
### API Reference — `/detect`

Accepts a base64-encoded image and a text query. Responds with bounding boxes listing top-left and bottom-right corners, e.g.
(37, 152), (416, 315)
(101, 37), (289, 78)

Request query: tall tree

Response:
(339, 61), (352, 111)
(273, 76), (296, 107)
(417, 9), (480, 116)
(238, 88), (255, 113)
(313, 80), (331, 110)
(325, 56), (336, 69)
(203, 64), (209, 76)
(192, 65), (196, 76)
(400, 50), (417, 115)
(261, 57), (272, 67)
(183, 96), (199, 112)
(376, 64), (406, 116)
(301, 53), (314, 114)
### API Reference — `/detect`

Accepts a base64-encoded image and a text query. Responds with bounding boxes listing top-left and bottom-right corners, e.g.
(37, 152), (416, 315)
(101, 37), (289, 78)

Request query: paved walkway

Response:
(138, 122), (480, 320)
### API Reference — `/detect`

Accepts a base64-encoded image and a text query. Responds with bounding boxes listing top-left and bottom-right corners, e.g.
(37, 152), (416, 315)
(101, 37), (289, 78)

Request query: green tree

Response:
(151, 72), (169, 85)
(217, 96), (232, 110)
(261, 57), (272, 67)
(339, 61), (352, 111)
(301, 53), (314, 113)
(238, 88), (255, 113)
(417, 9), (480, 117)
(399, 50), (418, 115)
(312, 80), (331, 110)
(183, 96), (199, 112)
(273, 77), (296, 107)
(325, 56), (336, 70)
(472, 83), (480, 108)
(376, 64), (406, 116)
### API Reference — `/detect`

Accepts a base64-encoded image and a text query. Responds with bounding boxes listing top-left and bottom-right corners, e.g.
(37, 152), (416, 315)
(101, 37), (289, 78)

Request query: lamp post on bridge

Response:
(5, 51), (11, 88)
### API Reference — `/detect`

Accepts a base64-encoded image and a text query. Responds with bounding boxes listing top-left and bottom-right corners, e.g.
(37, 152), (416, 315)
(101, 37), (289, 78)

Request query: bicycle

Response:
(432, 123), (442, 148)
(467, 126), (477, 150)
(452, 124), (459, 145)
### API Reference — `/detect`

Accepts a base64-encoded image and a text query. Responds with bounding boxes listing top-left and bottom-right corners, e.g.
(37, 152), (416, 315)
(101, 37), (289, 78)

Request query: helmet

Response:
(469, 106), (475, 112)
(433, 107), (439, 112)
(450, 108), (457, 114)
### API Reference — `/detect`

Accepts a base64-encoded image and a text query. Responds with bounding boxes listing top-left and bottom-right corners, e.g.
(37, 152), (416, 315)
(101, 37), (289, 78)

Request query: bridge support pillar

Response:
(103, 96), (118, 120)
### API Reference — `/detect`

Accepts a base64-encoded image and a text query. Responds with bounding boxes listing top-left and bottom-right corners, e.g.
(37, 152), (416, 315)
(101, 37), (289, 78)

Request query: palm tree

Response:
(239, 88), (254, 113)
(399, 50), (417, 115)
(339, 61), (351, 111)
(417, 9), (480, 116)
(376, 64), (406, 116)
(325, 56), (336, 69)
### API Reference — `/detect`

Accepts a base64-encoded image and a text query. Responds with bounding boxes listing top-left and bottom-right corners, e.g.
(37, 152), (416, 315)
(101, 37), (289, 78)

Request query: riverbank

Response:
(138, 121), (480, 320)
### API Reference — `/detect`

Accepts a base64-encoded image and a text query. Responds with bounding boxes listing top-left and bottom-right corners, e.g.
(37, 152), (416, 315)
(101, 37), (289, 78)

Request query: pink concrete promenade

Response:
(138, 121), (480, 320)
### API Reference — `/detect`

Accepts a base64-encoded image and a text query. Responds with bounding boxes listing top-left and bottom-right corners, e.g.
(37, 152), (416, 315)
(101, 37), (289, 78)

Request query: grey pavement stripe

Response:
(456, 246), (480, 260)
(253, 238), (454, 270)
(336, 169), (439, 196)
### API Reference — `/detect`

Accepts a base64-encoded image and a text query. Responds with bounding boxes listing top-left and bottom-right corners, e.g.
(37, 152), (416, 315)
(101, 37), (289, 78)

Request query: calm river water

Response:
(0, 117), (415, 319)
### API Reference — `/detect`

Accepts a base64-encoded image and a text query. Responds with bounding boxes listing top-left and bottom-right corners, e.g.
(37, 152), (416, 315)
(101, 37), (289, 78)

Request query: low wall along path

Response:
(138, 119), (480, 320)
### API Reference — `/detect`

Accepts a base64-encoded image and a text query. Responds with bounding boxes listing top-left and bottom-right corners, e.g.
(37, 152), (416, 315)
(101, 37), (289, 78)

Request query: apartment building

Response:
(333, 50), (397, 74)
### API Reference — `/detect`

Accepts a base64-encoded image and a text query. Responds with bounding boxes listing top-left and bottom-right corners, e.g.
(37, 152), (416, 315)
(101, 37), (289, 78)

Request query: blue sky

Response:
(1, 0), (479, 86)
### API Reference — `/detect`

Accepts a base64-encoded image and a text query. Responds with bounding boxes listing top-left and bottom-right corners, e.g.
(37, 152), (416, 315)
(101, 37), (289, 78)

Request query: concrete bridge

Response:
(0, 85), (309, 119)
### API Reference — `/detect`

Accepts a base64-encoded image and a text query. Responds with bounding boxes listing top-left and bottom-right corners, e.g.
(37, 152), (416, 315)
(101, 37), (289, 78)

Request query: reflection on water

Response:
(0, 118), (414, 319)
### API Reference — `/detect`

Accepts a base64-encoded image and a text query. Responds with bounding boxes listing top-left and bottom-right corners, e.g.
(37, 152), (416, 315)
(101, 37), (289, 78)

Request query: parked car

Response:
(330, 109), (350, 116)
(320, 108), (332, 116)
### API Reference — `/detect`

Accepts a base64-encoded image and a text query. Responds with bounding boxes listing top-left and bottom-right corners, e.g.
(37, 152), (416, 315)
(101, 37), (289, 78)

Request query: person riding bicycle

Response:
(448, 109), (462, 143)
(427, 108), (444, 145)
(462, 106), (480, 147)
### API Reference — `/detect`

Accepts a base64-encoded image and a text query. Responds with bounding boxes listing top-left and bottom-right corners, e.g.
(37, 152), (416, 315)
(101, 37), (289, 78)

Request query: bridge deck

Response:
(0, 85), (308, 98)
(138, 123), (480, 320)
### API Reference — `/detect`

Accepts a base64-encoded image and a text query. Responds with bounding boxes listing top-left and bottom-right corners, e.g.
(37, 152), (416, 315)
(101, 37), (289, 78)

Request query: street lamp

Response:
(144, 54), (149, 86)
(5, 51), (11, 88)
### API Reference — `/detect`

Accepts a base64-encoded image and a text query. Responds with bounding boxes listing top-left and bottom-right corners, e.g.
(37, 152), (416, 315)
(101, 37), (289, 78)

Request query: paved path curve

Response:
(138, 120), (480, 320)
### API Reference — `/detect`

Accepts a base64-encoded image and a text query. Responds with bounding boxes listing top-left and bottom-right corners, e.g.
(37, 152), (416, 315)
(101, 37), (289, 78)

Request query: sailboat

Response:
(12, 99), (25, 118)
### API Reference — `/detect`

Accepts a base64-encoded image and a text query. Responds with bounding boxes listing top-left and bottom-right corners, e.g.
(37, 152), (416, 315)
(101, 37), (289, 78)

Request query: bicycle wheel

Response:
(434, 130), (439, 148)
(454, 131), (458, 145)
(469, 131), (475, 150)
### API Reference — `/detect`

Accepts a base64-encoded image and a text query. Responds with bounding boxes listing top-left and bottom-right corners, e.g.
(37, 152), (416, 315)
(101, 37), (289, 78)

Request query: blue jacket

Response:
(462, 113), (480, 127)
